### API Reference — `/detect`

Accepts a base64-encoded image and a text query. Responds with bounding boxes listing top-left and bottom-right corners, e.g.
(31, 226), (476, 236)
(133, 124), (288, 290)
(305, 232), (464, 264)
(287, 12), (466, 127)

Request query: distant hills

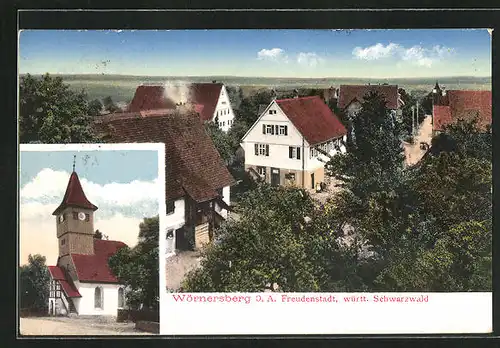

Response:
(19, 74), (491, 103)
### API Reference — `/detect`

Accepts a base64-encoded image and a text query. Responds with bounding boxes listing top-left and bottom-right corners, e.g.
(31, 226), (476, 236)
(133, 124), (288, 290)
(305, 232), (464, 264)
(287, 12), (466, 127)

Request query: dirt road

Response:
(20, 317), (151, 336)
(403, 115), (433, 166)
(166, 250), (202, 291)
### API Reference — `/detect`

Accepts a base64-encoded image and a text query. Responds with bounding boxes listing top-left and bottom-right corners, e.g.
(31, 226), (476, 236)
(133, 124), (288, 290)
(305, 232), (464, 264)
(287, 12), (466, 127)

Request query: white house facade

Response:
(241, 96), (347, 189)
(212, 84), (236, 132)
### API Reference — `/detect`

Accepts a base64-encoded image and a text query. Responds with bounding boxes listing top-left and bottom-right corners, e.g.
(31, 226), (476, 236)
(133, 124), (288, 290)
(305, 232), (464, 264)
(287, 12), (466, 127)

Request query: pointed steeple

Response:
(52, 171), (98, 215)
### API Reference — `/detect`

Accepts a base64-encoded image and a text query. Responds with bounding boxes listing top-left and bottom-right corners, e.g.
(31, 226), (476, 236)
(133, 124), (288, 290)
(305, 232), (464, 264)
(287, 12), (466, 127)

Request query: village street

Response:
(20, 317), (151, 336)
(403, 115), (433, 166)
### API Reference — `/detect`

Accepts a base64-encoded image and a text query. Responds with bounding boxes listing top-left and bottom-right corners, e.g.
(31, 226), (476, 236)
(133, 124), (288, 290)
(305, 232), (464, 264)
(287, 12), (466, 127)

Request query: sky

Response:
(19, 149), (161, 266)
(18, 29), (492, 79)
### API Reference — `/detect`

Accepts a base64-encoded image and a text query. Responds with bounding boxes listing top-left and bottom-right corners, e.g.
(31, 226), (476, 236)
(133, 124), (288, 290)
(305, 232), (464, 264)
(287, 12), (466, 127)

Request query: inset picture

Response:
(19, 143), (165, 336)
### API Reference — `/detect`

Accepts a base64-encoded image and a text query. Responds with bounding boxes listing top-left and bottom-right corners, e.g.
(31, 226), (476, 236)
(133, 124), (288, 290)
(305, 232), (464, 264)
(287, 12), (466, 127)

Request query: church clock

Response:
(78, 212), (86, 221)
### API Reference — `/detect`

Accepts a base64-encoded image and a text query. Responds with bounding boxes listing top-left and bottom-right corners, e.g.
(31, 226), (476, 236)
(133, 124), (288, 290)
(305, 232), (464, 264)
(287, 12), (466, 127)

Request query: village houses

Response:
(47, 170), (127, 317)
(431, 85), (492, 137)
(94, 109), (235, 258)
(241, 96), (347, 190)
(126, 81), (236, 132)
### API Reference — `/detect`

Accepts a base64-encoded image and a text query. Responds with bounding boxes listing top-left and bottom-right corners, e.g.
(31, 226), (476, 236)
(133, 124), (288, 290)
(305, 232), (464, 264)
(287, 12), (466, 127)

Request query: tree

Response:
(19, 73), (99, 143)
(88, 99), (103, 116)
(108, 216), (159, 310)
(375, 220), (491, 291)
(399, 88), (426, 139)
(103, 96), (120, 113)
(19, 254), (50, 311)
(94, 230), (103, 239)
(325, 91), (406, 199)
(237, 89), (274, 127)
(429, 116), (492, 162)
(205, 122), (234, 165)
(182, 184), (372, 292)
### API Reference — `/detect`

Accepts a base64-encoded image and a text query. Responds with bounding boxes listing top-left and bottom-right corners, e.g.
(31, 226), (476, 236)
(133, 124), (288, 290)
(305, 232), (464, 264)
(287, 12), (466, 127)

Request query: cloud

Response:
(297, 52), (325, 67)
(19, 168), (161, 265)
(19, 212), (143, 266)
(257, 48), (288, 62)
(352, 43), (401, 60)
(20, 168), (160, 219)
(353, 42), (454, 67)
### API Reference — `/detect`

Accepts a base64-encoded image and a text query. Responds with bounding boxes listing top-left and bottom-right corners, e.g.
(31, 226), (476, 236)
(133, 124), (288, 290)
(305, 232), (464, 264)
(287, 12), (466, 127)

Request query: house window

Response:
(166, 229), (174, 239)
(118, 287), (125, 309)
(278, 125), (288, 135)
(56, 283), (60, 290)
(254, 143), (269, 156)
(216, 187), (223, 198)
(310, 148), (318, 158)
(223, 121), (226, 126)
(257, 166), (266, 177)
(85, 213), (90, 222)
(56, 289), (60, 298)
(285, 173), (296, 185)
(73, 212), (78, 220)
(265, 125), (275, 135)
(94, 287), (103, 309)
(269, 110), (277, 115)
(222, 101), (226, 105)
(289, 146), (301, 160)
(166, 200), (175, 215)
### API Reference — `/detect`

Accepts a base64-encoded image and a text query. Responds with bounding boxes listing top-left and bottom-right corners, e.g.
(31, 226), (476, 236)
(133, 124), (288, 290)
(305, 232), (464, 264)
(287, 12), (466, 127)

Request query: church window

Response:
(61, 239), (65, 246)
(94, 287), (103, 309)
(85, 213), (90, 222)
(118, 287), (125, 308)
(73, 212), (78, 220)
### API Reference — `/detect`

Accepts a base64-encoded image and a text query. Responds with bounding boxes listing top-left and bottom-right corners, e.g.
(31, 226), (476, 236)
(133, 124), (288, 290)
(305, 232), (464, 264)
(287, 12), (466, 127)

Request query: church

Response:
(47, 168), (128, 316)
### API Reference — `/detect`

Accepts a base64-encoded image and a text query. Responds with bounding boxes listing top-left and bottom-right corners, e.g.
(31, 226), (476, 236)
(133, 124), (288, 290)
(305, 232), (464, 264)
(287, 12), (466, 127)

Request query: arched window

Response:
(118, 287), (125, 308)
(94, 287), (103, 309)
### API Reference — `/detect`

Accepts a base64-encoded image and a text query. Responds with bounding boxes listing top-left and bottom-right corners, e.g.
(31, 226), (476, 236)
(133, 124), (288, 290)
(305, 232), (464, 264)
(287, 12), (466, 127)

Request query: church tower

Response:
(52, 166), (98, 257)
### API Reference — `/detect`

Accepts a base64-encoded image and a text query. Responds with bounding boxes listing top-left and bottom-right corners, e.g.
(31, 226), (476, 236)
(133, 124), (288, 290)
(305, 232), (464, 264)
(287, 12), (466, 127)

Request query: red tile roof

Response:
(94, 111), (235, 203)
(48, 266), (82, 298)
(338, 84), (400, 110)
(432, 90), (492, 132)
(70, 239), (128, 283)
(126, 83), (223, 122)
(190, 83), (223, 122)
(127, 85), (176, 112)
(275, 96), (347, 145)
(53, 172), (98, 215)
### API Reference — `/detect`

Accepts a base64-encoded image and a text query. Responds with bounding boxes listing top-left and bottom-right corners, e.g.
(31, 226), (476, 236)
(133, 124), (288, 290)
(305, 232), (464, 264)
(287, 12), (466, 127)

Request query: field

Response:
(21, 74), (492, 103)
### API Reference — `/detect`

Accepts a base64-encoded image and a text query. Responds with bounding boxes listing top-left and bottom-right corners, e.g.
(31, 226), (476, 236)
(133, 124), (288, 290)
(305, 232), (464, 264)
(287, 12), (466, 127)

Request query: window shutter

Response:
(284, 126), (288, 135)
(254, 144), (258, 156)
(289, 147), (293, 159)
(266, 144), (270, 156)
(275, 125), (279, 134)
(262, 124), (266, 134)
(297, 147), (301, 160)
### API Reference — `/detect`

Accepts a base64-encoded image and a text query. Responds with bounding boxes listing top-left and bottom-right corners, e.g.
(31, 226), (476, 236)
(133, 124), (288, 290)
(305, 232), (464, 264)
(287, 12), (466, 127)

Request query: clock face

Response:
(78, 212), (86, 221)
(59, 215), (64, 222)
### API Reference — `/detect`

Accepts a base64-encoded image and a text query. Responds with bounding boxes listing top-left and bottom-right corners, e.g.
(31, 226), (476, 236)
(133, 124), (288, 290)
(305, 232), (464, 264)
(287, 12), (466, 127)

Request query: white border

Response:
(18, 142), (166, 336)
(161, 292), (492, 335)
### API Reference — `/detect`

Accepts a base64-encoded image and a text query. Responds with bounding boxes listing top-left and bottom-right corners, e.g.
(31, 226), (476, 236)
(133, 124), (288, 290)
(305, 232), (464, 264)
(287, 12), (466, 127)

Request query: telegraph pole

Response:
(416, 100), (420, 133)
(411, 106), (415, 137)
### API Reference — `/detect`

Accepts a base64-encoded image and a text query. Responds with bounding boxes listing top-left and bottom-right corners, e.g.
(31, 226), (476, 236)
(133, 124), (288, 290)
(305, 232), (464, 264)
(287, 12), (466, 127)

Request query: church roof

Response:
(48, 266), (82, 298)
(52, 171), (98, 215)
(69, 239), (128, 284)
